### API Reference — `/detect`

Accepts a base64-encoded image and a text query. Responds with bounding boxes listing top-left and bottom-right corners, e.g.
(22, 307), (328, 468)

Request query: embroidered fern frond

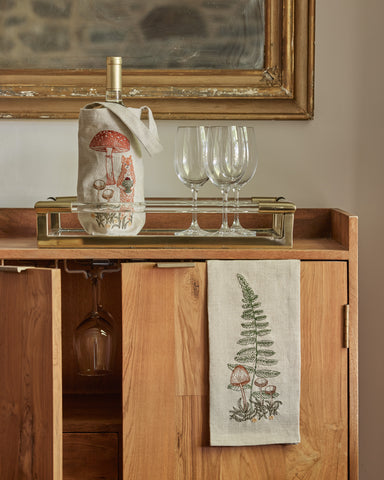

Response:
(235, 273), (280, 393)
(237, 337), (257, 345)
(229, 274), (283, 423)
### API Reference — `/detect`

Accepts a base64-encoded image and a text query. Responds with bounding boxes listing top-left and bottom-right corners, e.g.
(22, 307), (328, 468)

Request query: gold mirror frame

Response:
(0, 0), (315, 120)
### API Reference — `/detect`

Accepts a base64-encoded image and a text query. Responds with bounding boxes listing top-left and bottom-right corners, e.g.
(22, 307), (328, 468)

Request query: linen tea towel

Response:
(208, 260), (301, 446)
(77, 102), (162, 236)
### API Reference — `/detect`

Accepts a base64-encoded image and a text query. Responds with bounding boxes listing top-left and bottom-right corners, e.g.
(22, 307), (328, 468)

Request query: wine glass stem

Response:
(91, 275), (100, 314)
(233, 188), (241, 227)
(191, 187), (199, 228)
(221, 188), (229, 229)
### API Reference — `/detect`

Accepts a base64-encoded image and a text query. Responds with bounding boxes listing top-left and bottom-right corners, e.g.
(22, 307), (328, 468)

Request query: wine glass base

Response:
(175, 226), (210, 236)
(209, 227), (234, 237)
(78, 369), (112, 376)
(229, 225), (257, 236)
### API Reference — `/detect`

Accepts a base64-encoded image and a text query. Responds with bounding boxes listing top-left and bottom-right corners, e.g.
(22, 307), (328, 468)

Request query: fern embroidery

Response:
(228, 273), (282, 422)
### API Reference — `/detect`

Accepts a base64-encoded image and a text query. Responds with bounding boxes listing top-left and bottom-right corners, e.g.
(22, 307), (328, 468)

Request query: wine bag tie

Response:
(83, 102), (162, 156)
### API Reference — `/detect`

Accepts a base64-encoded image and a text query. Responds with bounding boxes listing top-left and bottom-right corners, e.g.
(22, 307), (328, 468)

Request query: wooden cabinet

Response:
(0, 208), (358, 479)
(122, 261), (349, 479)
(63, 433), (119, 480)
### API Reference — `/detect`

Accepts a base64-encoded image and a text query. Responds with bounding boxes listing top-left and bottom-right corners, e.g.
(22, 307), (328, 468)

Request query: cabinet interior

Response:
(61, 264), (123, 434)
(3, 259), (124, 434)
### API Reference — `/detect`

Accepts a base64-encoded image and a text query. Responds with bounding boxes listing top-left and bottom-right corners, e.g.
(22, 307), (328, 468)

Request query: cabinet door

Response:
(0, 268), (62, 480)
(122, 261), (348, 479)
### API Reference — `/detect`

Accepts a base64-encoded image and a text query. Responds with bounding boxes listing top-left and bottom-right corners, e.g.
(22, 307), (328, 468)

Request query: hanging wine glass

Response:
(205, 126), (247, 236)
(230, 127), (258, 236)
(174, 126), (209, 236)
(74, 272), (115, 376)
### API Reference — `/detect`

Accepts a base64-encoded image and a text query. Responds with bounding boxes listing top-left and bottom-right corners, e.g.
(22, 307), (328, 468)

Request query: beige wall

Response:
(355, 2), (384, 479)
(0, 1), (382, 478)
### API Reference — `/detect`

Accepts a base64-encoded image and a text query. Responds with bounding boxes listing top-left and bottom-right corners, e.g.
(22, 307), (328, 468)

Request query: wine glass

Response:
(74, 273), (115, 376)
(230, 127), (258, 235)
(174, 126), (209, 236)
(205, 126), (247, 236)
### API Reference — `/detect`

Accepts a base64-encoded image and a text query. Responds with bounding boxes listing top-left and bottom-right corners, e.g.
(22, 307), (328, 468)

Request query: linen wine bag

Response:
(77, 102), (162, 235)
(207, 260), (301, 446)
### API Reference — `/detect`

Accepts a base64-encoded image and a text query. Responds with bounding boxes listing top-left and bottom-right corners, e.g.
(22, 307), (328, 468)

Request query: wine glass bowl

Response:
(230, 126), (258, 235)
(205, 126), (247, 235)
(74, 274), (115, 376)
(174, 126), (209, 236)
(74, 308), (114, 376)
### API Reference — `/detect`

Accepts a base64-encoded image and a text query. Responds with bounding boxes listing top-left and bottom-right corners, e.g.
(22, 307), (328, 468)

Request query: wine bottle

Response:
(105, 56), (123, 104)
(77, 55), (147, 237)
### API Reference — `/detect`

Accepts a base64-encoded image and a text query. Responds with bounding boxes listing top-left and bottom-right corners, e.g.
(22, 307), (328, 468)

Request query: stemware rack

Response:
(34, 196), (296, 248)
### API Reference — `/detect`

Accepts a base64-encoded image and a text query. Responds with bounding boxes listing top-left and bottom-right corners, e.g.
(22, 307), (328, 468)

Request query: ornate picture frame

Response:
(0, 0), (315, 120)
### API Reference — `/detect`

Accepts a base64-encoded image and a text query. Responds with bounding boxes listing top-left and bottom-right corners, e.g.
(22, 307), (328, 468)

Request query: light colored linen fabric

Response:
(208, 260), (301, 446)
(77, 102), (161, 236)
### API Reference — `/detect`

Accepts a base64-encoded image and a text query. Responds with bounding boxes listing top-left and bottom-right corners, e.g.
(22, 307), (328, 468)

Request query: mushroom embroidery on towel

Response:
(228, 274), (282, 423)
(89, 130), (130, 185)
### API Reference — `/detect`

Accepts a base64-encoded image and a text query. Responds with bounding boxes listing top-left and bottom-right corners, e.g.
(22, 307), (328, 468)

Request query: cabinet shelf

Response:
(0, 206), (353, 260)
(63, 394), (122, 434)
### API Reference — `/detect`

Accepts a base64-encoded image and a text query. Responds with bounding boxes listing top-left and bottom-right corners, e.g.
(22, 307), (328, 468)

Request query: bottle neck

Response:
(105, 88), (123, 104)
(106, 56), (123, 104)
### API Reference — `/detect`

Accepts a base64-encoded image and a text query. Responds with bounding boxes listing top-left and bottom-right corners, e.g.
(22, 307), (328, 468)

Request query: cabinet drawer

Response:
(63, 433), (119, 480)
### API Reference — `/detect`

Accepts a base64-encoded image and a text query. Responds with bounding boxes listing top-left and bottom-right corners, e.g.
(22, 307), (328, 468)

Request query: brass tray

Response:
(34, 197), (296, 249)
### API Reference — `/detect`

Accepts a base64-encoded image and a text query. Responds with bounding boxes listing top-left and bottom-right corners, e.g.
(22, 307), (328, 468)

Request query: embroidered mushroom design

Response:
(265, 385), (276, 396)
(93, 179), (106, 202)
(228, 274), (282, 423)
(230, 365), (250, 410)
(264, 385), (279, 419)
(254, 377), (268, 390)
(89, 130), (130, 186)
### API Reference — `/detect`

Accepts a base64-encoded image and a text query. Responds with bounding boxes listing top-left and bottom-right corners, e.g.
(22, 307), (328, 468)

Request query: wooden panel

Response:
(294, 261), (349, 479)
(122, 262), (177, 479)
(63, 433), (118, 480)
(174, 263), (208, 396)
(346, 215), (359, 480)
(0, 207), (347, 250)
(0, 268), (62, 480)
(175, 262), (348, 479)
(0, 236), (350, 262)
(0, 208), (36, 238)
(122, 261), (349, 479)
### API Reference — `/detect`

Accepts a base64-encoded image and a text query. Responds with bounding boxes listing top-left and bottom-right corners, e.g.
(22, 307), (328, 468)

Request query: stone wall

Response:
(0, 0), (264, 69)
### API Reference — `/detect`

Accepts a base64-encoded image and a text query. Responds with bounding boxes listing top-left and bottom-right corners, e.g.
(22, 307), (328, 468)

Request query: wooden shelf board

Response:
(63, 394), (121, 434)
(0, 236), (349, 260)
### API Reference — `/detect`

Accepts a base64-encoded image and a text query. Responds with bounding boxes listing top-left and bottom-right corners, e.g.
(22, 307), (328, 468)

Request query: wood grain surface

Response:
(0, 208), (357, 479)
(63, 433), (118, 480)
(0, 268), (62, 480)
(122, 261), (349, 479)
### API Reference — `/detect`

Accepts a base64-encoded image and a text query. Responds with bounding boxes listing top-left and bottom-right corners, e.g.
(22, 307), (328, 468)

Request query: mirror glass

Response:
(0, 0), (264, 70)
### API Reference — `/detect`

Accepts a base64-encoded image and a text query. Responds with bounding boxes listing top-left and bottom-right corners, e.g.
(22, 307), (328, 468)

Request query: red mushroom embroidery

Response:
(89, 130), (130, 186)
(230, 365), (250, 410)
